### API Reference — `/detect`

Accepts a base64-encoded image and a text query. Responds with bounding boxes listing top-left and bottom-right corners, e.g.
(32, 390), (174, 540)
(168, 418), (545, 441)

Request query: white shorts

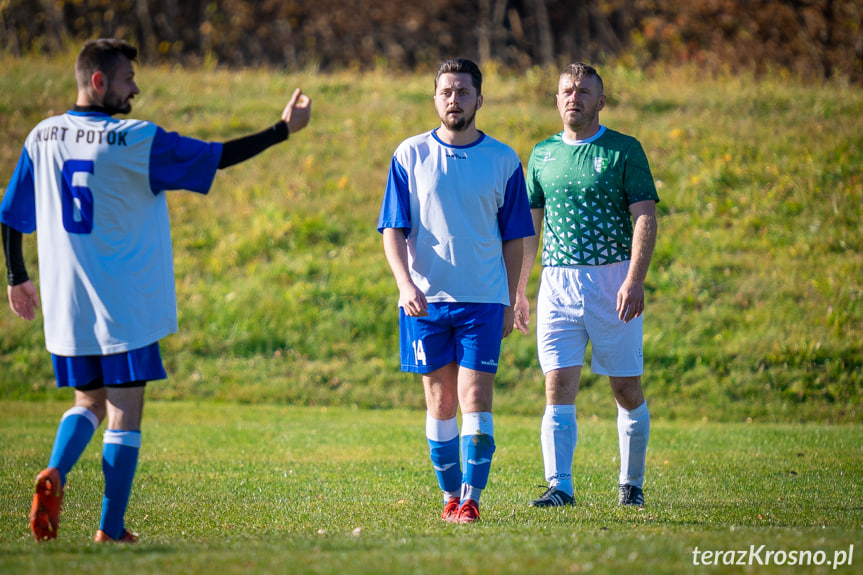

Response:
(536, 263), (643, 377)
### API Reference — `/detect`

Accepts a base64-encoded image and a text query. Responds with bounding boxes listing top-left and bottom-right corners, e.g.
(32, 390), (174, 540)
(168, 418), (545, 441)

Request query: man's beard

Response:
(102, 91), (132, 115)
(443, 108), (476, 132)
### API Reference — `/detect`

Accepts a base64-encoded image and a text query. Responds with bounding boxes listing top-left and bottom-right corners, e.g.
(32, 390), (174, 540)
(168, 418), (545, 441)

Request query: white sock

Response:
(425, 412), (459, 442)
(460, 412), (494, 502)
(426, 412), (460, 501)
(461, 483), (482, 503)
(541, 404), (576, 496)
(617, 401), (650, 488)
(461, 411), (494, 437)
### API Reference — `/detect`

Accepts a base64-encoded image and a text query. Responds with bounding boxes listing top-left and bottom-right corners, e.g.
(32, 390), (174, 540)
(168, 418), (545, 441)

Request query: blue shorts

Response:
(399, 302), (505, 374)
(51, 341), (167, 389)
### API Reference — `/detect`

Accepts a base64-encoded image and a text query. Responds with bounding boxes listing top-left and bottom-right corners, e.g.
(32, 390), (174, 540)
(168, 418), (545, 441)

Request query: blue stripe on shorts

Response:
(51, 341), (167, 388)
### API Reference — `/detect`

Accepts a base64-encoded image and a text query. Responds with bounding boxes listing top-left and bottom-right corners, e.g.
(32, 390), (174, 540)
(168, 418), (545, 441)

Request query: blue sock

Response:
(48, 407), (99, 486)
(100, 430), (141, 539)
(426, 413), (461, 495)
(461, 412), (495, 493)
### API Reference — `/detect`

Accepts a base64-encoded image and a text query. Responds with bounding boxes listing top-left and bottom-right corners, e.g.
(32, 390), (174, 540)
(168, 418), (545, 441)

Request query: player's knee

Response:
(544, 369), (580, 402)
(75, 400), (107, 422)
(611, 377), (645, 410)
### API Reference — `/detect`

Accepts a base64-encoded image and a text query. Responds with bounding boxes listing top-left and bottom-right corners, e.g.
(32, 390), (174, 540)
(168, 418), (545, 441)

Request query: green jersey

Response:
(527, 126), (659, 267)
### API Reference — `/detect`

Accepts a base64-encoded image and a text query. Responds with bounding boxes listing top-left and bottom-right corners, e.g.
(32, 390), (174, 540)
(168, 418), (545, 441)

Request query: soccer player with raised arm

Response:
(378, 58), (534, 523)
(1, 38), (311, 543)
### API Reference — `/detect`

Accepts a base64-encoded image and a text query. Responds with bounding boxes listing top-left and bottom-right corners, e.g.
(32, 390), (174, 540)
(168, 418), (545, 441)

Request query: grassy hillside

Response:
(0, 54), (860, 422)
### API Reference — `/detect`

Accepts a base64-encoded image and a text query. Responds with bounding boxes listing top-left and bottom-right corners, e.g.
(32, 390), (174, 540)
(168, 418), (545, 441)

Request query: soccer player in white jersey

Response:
(0, 38), (311, 543)
(514, 62), (659, 508)
(378, 58), (534, 523)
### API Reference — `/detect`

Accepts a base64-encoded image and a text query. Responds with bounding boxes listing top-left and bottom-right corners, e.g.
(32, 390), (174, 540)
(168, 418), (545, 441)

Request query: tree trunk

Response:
(0, 5), (22, 56)
(478, 0), (491, 63)
(531, 0), (554, 67)
(590, 2), (623, 55)
(38, 0), (62, 52)
(491, 0), (508, 60)
(136, 0), (158, 61)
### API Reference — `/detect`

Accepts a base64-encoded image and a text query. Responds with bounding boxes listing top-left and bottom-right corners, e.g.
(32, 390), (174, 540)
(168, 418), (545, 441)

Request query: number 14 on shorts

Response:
(412, 340), (427, 365)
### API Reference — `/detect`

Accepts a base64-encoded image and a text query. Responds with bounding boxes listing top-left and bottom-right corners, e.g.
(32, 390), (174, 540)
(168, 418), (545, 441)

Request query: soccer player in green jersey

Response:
(514, 62), (659, 508)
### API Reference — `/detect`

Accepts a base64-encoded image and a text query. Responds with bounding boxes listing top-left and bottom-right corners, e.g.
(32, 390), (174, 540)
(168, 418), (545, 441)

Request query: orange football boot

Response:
(94, 529), (139, 543)
(441, 496), (460, 522)
(30, 468), (63, 541)
(456, 499), (480, 524)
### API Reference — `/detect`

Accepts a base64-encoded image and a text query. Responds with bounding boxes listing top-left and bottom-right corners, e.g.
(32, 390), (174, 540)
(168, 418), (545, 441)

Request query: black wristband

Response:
(2, 222), (29, 286)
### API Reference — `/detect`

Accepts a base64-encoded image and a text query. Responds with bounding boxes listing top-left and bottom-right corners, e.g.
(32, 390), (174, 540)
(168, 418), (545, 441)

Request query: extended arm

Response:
(218, 122), (289, 169)
(218, 88), (312, 169)
(617, 200), (657, 323)
(2, 222), (40, 320)
(514, 208), (544, 335)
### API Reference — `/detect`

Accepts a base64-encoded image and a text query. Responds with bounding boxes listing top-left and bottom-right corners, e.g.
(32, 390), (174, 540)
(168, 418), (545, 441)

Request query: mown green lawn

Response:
(1, 401), (859, 574)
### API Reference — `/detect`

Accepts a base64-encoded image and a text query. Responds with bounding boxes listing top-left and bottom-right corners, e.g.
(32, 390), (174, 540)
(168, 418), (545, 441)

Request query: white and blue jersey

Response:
(377, 129), (534, 306)
(0, 110), (222, 356)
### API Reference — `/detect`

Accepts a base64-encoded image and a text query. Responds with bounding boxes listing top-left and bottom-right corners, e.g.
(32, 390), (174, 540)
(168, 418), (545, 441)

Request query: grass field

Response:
(0, 401), (860, 574)
(0, 51), (861, 573)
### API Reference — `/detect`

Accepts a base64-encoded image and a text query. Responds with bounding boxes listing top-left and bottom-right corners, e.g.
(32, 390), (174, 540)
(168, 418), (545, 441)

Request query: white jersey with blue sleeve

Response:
(377, 130), (534, 306)
(0, 110), (222, 356)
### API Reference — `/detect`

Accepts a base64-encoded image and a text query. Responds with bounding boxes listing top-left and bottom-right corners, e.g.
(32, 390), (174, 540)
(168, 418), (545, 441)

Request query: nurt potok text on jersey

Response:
(34, 126), (129, 147)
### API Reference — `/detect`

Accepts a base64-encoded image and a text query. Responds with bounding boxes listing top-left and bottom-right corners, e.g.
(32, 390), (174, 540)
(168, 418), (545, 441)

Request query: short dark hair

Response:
(435, 58), (483, 95)
(560, 62), (604, 93)
(75, 39), (138, 89)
